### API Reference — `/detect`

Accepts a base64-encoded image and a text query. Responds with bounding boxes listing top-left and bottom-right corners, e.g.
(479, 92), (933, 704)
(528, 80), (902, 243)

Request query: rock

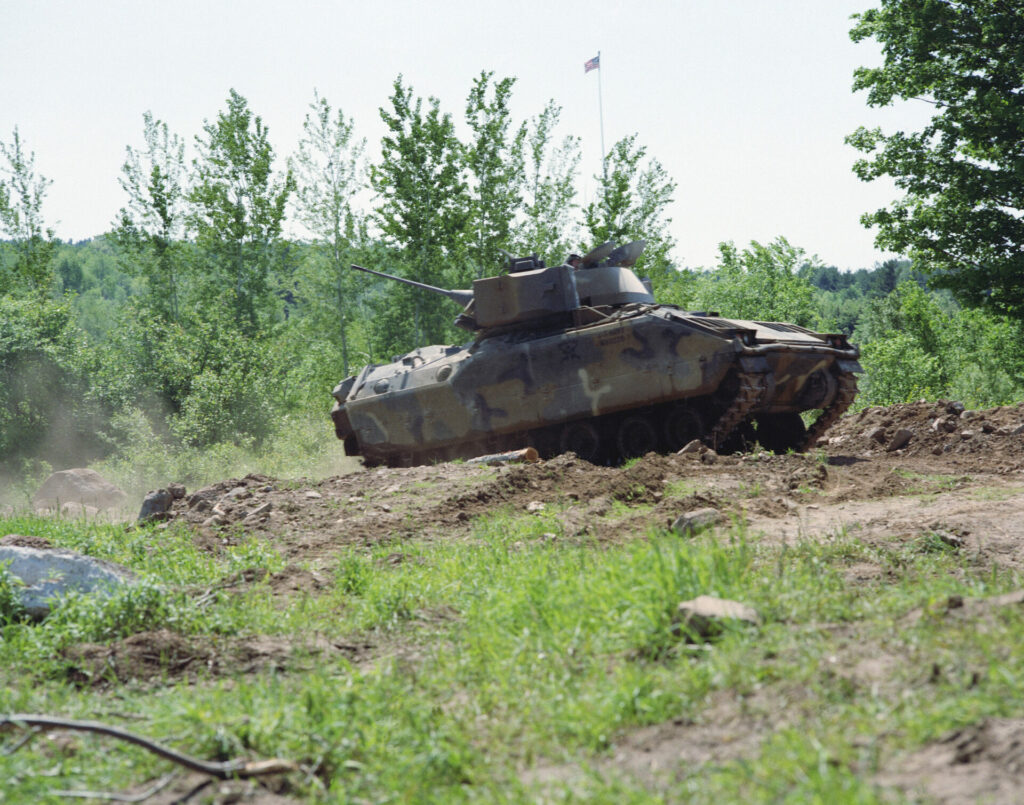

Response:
(1011, 423), (1024, 436)
(167, 482), (186, 500)
(33, 469), (127, 512)
(678, 439), (704, 454)
(526, 501), (545, 513)
(865, 426), (887, 444)
(960, 409), (976, 420)
(932, 445), (944, 456)
(947, 401), (966, 415)
(304, 491), (323, 500)
(60, 501), (100, 519)
(886, 428), (914, 452)
(981, 421), (995, 434)
(673, 595), (760, 641)
(931, 417), (957, 433)
(960, 430), (975, 440)
(202, 514), (228, 528)
(0, 546), (138, 619)
(223, 486), (251, 501)
(700, 450), (718, 465)
(247, 501), (273, 519)
(137, 489), (174, 522)
(671, 508), (721, 537)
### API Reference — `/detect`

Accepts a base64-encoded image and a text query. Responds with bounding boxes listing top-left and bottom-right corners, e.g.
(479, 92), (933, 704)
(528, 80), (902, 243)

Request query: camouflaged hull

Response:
(331, 303), (861, 467)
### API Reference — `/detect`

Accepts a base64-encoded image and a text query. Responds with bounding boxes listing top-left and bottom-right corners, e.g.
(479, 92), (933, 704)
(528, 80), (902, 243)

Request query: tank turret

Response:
(352, 241), (655, 334)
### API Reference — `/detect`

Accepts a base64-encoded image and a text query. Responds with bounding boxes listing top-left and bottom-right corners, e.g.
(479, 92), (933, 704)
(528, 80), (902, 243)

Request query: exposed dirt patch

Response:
(0, 533), (55, 549)
(60, 629), (371, 687)
(877, 718), (1024, 804)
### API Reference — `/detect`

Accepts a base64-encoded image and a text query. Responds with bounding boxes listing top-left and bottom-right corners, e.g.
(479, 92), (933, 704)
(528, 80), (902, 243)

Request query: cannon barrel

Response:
(351, 264), (473, 307)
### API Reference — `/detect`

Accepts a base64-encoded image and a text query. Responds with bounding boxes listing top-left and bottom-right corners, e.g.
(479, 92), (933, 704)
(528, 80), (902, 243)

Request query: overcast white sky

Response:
(1, 0), (932, 270)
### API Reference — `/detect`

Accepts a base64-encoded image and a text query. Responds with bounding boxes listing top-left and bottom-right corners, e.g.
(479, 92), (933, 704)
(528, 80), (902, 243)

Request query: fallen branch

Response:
(1, 714), (297, 780)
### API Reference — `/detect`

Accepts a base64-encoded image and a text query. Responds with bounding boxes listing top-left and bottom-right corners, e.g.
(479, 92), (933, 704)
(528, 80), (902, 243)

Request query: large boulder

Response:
(0, 545), (138, 619)
(33, 469), (127, 512)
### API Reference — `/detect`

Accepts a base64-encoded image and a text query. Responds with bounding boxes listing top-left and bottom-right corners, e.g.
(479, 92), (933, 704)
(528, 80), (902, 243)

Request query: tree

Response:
(463, 72), (525, 277)
(190, 89), (295, 334)
(0, 127), (57, 297)
(516, 101), (581, 266)
(694, 237), (819, 327)
(370, 76), (470, 349)
(115, 112), (189, 322)
(290, 91), (367, 377)
(582, 135), (678, 292)
(848, 0), (1024, 319)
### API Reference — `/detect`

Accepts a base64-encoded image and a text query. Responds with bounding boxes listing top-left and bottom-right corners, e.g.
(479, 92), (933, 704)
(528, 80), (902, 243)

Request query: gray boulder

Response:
(0, 546), (138, 619)
(137, 488), (175, 522)
(33, 469), (127, 512)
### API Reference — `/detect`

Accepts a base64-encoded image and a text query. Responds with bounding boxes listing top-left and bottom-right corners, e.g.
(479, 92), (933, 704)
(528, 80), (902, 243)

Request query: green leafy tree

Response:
(516, 101), (581, 266)
(0, 296), (102, 465)
(190, 89), (295, 334)
(464, 72), (525, 277)
(290, 91), (367, 378)
(0, 127), (57, 297)
(694, 237), (819, 327)
(848, 0), (1024, 319)
(582, 134), (678, 292)
(115, 112), (189, 322)
(370, 76), (470, 350)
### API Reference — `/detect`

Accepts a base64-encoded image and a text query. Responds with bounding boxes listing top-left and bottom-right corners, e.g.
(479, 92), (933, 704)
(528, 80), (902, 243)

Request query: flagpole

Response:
(597, 50), (606, 183)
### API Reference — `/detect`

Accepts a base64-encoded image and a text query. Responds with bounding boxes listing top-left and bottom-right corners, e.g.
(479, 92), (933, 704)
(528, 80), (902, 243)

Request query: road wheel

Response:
(616, 415), (659, 461)
(663, 404), (703, 451)
(560, 420), (603, 464)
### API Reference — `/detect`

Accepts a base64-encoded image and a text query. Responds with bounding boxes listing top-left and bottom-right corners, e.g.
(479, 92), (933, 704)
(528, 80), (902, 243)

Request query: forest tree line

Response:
(3, 8), (1024, 479)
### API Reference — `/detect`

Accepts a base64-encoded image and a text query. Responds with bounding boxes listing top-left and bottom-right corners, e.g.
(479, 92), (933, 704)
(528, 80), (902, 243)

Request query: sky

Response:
(1, 0), (933, 271)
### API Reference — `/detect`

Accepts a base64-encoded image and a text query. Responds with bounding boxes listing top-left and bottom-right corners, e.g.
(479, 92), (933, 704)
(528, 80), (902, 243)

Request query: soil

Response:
(34, 399), (1024, 800)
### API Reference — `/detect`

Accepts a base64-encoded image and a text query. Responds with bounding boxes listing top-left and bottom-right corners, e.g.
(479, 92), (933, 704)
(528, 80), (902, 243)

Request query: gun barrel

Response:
(351, 264), (473, 306)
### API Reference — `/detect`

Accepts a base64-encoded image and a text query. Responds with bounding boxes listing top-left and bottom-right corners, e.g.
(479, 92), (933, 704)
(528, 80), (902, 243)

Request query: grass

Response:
(1, 504), (1023, 802)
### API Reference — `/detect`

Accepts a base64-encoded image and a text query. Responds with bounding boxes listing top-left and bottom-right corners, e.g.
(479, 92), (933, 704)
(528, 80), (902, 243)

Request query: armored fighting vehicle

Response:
(331, 242), (860, 467)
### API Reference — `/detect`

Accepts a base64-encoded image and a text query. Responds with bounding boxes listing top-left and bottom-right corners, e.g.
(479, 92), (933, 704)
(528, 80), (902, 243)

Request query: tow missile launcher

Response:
(331, 241), (861, 467)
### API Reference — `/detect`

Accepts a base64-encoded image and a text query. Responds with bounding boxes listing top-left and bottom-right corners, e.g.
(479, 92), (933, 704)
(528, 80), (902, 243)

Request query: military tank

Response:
(331, 242), (861, 467)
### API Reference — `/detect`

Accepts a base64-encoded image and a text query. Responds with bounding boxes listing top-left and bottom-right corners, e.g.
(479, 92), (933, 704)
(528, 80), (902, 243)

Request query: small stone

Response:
(60, 501), (100, 519)
(865, 426), (887, 444)
(526, 501), (545, 513)
(223, 486), (251, 501)
(960, 409), (976, 420)
(167, 483), (186, 500)
(886, 428), (914, 452)
(932, 445), (944, 456)
(678, 439), (704, 454)
(671, 507), (721, 537)
(304, 491), (323, 500)
(960, 430), (975, 440)
(947, 401), (966, 415)
(202, 514), (228, 528)
(673, 595), (760, 641)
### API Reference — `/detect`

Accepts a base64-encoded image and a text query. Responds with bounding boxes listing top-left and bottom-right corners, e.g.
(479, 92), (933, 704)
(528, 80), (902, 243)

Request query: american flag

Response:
(584, 54), (600, 73)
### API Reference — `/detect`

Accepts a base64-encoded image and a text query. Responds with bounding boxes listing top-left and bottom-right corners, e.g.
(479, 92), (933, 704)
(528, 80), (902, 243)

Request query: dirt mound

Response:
(826, 399), (1024, 470)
